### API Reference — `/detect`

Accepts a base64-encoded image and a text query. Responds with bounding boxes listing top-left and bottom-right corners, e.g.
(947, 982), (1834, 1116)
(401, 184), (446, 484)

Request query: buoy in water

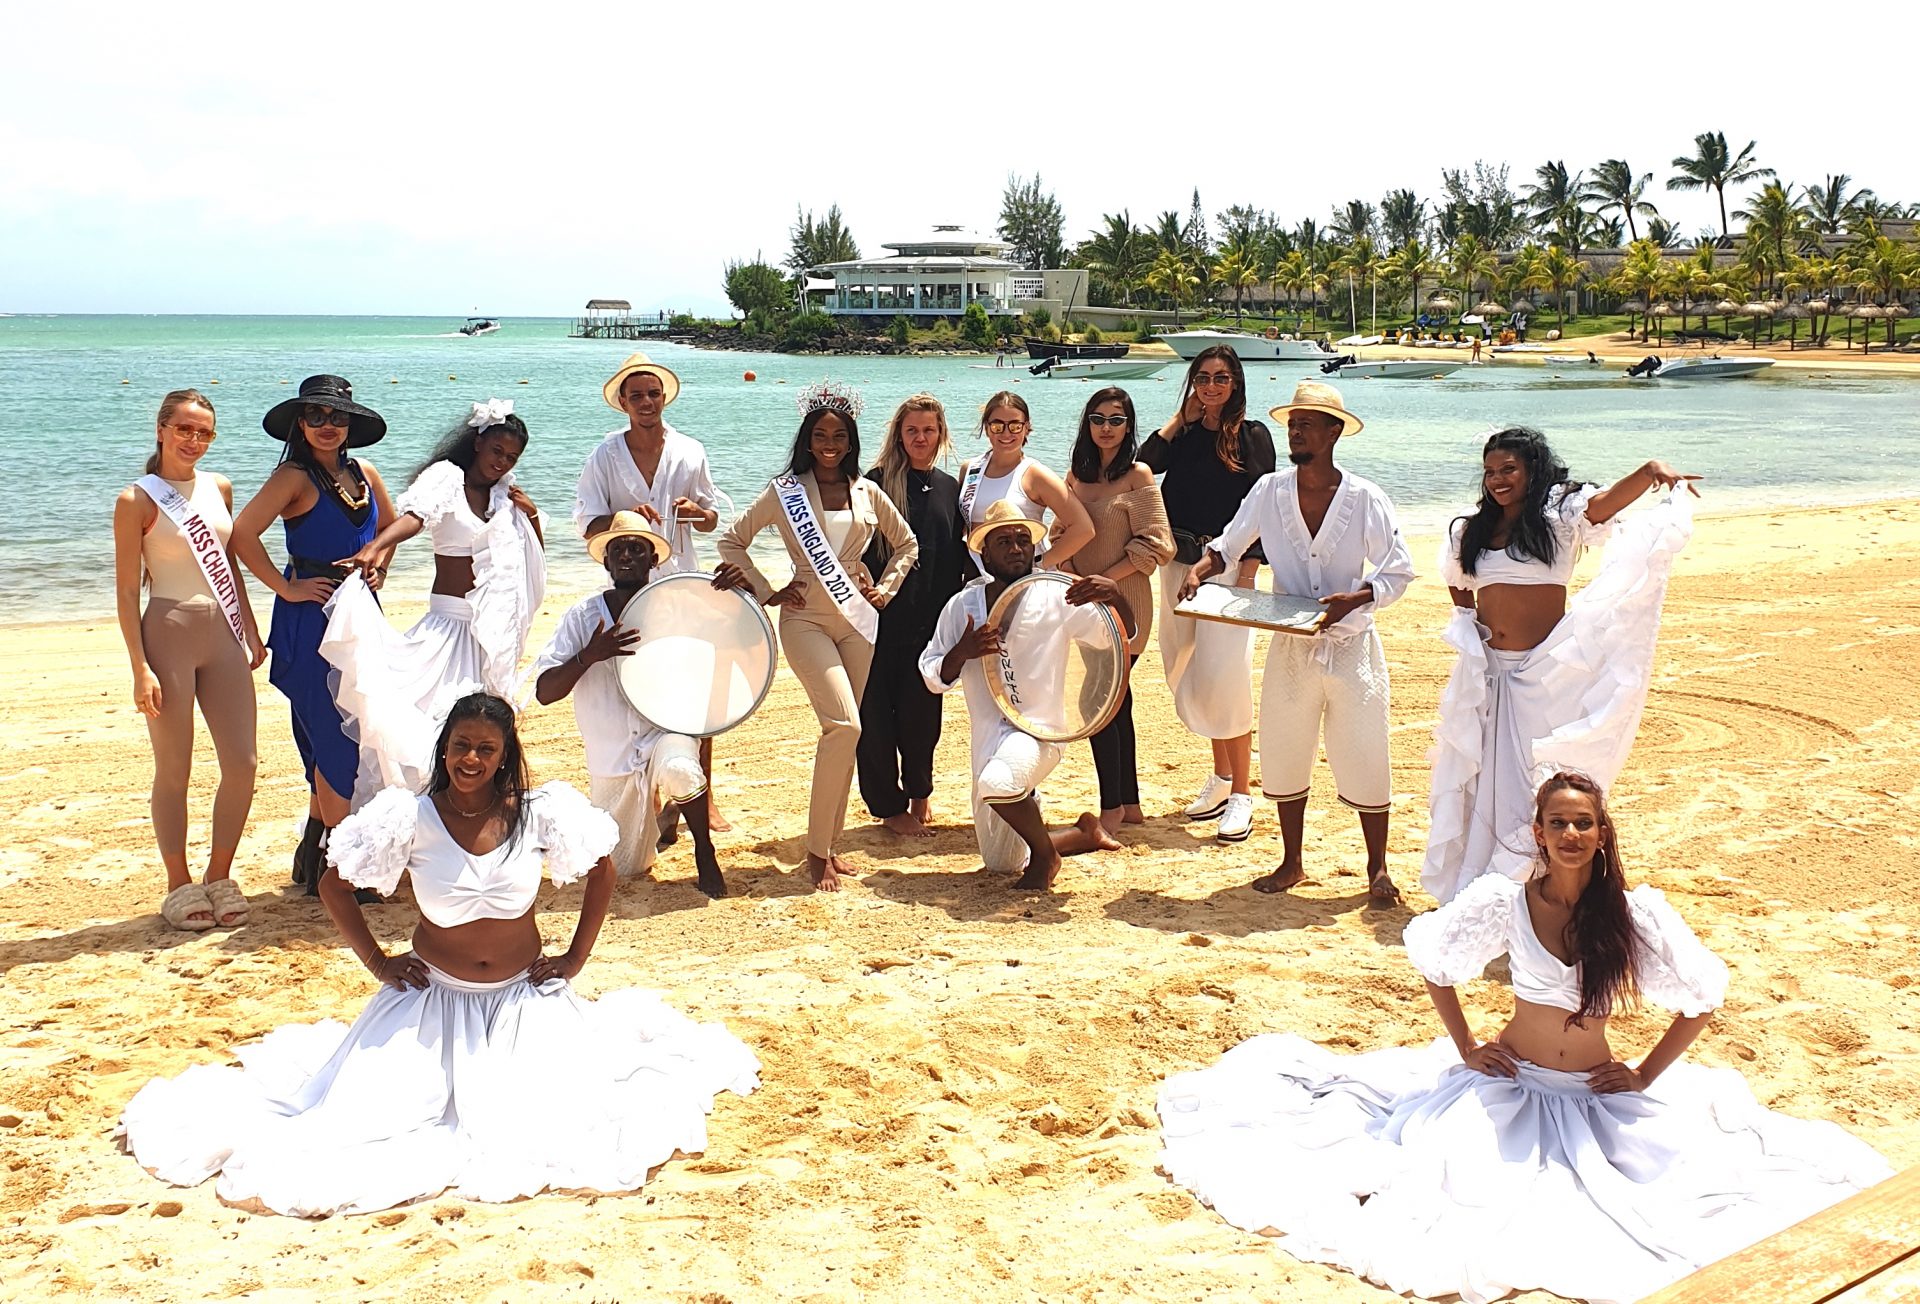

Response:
(209, 379), (219, 385)
(448, 374), (457, 380)
(743, 371), (756, 382)
(120, 379), (130, 385)
(389, 378), (399, 384)
(517, 379), (529, 385)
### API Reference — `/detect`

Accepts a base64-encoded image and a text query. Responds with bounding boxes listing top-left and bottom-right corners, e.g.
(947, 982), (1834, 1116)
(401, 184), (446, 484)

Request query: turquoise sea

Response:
(5, 313), (1920, 624)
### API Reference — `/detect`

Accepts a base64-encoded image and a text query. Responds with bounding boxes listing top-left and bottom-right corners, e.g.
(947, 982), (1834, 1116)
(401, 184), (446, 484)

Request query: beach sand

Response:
(3, 500), (1917, 1302)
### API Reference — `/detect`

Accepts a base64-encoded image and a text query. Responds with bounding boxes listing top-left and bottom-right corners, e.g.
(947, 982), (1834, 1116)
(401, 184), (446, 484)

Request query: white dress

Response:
(1158, 875), (1891, 1304)
(321, 461), (548, 804)
(1423, 486), (1692, 903)
(119, 783), (760, 1218)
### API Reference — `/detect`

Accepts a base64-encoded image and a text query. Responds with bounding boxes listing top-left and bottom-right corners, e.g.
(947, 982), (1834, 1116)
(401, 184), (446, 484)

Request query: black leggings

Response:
(1087, 654), (1140, 811)
(857, 637), (944, 819)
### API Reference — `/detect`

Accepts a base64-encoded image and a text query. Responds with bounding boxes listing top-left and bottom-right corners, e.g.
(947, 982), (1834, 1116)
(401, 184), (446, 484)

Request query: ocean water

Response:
(5, 313), (1920, 624)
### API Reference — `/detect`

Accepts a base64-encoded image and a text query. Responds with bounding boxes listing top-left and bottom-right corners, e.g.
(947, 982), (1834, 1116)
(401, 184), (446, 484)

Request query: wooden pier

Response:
(568, 298), (680, 340)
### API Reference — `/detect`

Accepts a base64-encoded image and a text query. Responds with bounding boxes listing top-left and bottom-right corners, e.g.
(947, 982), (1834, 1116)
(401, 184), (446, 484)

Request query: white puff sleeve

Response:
(325, 787), (421, 897)
(1403, 873), (1519, 986)
(528, 781), (619, 886)
(395, 459), (466, 528)
(1549, 483), (1613, 550)
(1627, 886), (1729, 1016)
(1439, 517), (1472, 592)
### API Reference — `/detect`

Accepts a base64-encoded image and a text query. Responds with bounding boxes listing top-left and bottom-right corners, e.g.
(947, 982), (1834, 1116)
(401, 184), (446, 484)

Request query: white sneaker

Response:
(1216, 793), (1255, 843)
(1182, 773), (1232, 821)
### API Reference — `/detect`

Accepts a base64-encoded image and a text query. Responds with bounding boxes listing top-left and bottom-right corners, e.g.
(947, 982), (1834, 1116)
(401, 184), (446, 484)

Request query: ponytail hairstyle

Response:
(413, 409), (530, 483)
(1174, 345), (1248, 471)
(1454, 427), (1581, 577)
(1069, 386), (1139, 483)
(426, 691), (531, 849)
(148, 389), (215, 475)
(872, 393), (949, 512)
(1532, 770), (1639, 1026)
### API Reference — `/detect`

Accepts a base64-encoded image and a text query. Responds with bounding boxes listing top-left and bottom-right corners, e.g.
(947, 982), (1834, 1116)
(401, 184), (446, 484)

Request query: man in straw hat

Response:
(919, 501), (1131, 890)
(572, 351), (733, 834)
(1177, 379), (1414, 904)
(531, 512), (746, 898)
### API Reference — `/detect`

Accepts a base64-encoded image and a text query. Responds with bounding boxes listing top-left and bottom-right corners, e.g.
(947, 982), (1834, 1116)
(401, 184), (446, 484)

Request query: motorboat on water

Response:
(1157, 328), (1335, 361)
(1624, 354), (1775, 380)
(1023, 337), (1129, 360)
(1320, 355), (1463, 381)
(1028, 356), (1170, 380)
(458, 317), (501, 337)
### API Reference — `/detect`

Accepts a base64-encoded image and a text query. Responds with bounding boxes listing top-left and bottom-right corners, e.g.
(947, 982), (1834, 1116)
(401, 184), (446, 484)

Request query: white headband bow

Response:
(468, 398), (515, 430)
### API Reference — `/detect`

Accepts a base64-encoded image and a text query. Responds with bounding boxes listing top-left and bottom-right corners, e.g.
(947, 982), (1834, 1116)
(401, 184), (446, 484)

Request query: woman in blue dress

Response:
(232, 376), (397, 891)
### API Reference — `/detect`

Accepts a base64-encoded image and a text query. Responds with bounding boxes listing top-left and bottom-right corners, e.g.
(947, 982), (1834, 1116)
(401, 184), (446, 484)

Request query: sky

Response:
(6, 1), (1915, 317)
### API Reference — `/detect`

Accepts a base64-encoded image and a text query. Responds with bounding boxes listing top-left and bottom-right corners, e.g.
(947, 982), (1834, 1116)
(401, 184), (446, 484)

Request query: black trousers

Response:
(857, 633), (944, 819)
(1086, 655), (1141, 811)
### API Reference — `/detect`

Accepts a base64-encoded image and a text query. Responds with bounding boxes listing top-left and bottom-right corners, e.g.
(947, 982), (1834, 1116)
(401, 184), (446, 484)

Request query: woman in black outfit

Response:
(858, 394), (969, 837)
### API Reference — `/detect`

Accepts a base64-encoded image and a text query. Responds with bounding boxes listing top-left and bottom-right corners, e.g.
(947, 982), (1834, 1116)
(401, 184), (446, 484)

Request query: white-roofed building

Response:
(810, 224), (1084, 322)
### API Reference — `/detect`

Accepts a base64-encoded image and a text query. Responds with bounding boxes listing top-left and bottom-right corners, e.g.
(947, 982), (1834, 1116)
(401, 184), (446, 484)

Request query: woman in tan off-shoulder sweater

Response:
(1057, 387), (1176, 832)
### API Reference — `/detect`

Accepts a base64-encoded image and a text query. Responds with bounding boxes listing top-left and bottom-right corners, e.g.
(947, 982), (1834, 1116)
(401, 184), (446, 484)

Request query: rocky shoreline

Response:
(667, 321), (997, 357)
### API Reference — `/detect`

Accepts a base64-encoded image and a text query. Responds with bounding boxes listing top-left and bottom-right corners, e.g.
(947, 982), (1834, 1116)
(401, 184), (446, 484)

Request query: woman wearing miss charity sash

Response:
(716, 381), (918, 893)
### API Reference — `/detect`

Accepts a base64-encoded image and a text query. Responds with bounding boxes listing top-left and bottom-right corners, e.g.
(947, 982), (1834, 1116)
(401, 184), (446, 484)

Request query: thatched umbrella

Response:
(1425, 293), (1458, 313)
(1849, 303), (1886, 352)
(1740, 300), (1773, 347)
(1886, 301), (1912, 351)
(1776, 300), (1811, 349)
(1473, 299), (1508, 318)
(1649, 301), (1673, 346)
(1711, 298), (1740, 338)
(1620, 297), (1649, 339)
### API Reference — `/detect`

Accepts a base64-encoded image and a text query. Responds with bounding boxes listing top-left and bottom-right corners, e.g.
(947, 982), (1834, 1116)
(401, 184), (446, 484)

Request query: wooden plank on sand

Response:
(1642, 1165), (1920, 1303)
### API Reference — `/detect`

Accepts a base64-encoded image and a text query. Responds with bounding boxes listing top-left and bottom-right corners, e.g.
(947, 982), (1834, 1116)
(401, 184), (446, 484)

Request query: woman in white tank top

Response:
(957, 391), (1093, 569)
(112, 389), (265, 931)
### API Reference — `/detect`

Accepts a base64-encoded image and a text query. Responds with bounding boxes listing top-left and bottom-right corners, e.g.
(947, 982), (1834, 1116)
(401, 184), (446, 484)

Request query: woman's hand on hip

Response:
(1587, 1060), (1649, 1094)
(528, 949), (584, 985)
(371, 950), (430, 991)
(286, 575), (337, 605)
(1461, 1041), (1520, 1078)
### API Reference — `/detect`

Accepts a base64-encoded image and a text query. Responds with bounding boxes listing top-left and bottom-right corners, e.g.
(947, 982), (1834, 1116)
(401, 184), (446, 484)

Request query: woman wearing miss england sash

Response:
(113, 389), (266, 931)
(716, 382), (918, 892)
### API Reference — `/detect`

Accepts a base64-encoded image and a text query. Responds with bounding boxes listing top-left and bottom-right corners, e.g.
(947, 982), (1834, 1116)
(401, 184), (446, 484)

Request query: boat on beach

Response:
(1625, 355), (1775, 380)
(1023, 337), (1128, 360)
(1158, 328), (1334, 362)
(1028, 356), (1170, 380)
(1322, 356), (1464, 380)
(458, 317), (501, 337)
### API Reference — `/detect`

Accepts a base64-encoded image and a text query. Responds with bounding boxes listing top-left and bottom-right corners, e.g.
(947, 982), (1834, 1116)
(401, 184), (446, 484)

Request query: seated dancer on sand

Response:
(1424, 426), (1698, 904)
(530, 513), (738, 898)
(716, 381), (918, 892)
(1177, 381), (1413, 903)
(113, 389), (264, 930)
(325, 400), (546, 796)
(918, 501), (1132, 891)
(1159, 771), (1891, 1304)
(120, 691), (760, 1218)
(230, 376), (395, 894)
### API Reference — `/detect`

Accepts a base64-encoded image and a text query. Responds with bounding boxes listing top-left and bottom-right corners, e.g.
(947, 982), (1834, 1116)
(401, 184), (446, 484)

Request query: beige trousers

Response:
(780, 612), (873, 858)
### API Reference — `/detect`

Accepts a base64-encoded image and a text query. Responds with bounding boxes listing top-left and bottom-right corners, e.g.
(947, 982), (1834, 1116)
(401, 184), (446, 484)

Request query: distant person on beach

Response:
(716, 381), (918, 891)
(1059, 386), (1174, 834)
(1424, 427), (1700, 903)
(323, 400), (546, 794)
(919, 502), (1130, 890)
(956, 390), (1093, 571)
(531, 514), (741, 897)
(1177, 380), (1413, 904)
(121, 690), (760, 1217)
(1140, 345), (1277, 844)
(1158, 771), (1891, 1302)
(857, 394), (969, 838)
(572, 352), (731, 835)
(113, 388), (265, 931)
(231, 376), (396, 894)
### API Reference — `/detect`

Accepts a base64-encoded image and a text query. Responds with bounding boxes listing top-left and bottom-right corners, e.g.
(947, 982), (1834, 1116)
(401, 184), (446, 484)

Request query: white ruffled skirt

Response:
(1159, 1033), (1890, 1304)
(1158, 573), (1256, 740)
(1422, 494), (1693, 904)
(120, 964), (761, 1218)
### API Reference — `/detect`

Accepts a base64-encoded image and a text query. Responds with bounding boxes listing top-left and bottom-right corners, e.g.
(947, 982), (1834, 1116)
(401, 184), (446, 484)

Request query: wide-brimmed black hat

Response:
(263, 375), (388, 447)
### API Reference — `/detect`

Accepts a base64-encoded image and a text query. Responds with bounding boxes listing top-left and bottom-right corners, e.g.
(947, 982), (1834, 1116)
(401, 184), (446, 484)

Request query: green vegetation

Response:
(960, 301), (994, 349)
(888, 315), (911, 346)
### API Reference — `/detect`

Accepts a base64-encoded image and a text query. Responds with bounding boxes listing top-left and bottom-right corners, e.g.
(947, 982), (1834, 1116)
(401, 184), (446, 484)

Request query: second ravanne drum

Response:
(615, 573), (777, 737)
(984, 570), (1129, 744)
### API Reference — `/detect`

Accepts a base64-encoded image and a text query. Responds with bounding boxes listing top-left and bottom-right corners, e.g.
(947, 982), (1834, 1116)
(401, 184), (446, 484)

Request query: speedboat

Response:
(1029, 356), (1170, 380)
(1157, 328), (1334, 361)
(1322, 357), (1463, 380)
(1024, 337), (1128, 360)
(458, 317), (501, 337)
(1624, 354), (1774, 380)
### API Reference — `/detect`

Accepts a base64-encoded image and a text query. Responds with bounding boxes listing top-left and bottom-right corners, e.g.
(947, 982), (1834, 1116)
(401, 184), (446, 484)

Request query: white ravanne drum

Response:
(616, 573), (777, 737)
(985, 570), (1129, 744)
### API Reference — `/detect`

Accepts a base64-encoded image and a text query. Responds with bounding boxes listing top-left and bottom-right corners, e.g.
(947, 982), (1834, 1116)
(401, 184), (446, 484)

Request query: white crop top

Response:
(1402, 872), (1728, 1017)
(141, 473), (232, 602)
(395, 460), (513, 558)
(967, 455), (1046, 527)
(326, 782), (618, 927)
(1441, 484), (1611, 591)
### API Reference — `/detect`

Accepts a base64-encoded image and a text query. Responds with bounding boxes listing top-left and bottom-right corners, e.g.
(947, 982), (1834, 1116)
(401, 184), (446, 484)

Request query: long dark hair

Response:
(1533, 771), (1638, 1026)
(1174, 345), (1248, 471)
(413, 410), (530, 482)
(783, 407), (862, 478)
(426, 692), (530, 848)
(1070, 386), (1138, 483)
(148, 389), (214, 475)
(1455, 427), (1581, 576)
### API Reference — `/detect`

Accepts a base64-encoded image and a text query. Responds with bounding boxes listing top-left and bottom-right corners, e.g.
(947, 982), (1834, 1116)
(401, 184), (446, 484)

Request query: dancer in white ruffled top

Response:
(1424, 426), (1698, 903)
(1159, 772), (1890, 1304)
(120, 692), (760, 1217)
(324, 400), (547, 801)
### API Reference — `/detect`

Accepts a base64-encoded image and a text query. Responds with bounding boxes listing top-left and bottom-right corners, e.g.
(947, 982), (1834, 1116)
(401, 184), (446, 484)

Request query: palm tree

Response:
(1588, 159), (1661, 244)
(1667, 131), (1775, 238)
(1852, 235), (1919, 350)
(1736, 182), (1803, 295)
(1147, 249), (1199, 324)
(1524, 162), (1587, 240)
(1329, 199), (1376, 246)
(1152, 210), (1187, 257)
(1076, 211), (1154, 307)
(1504, 244), (1545, 312)
(1213, 245), (1260, 324)
(1619, 239), (1666, 339)
(1382, 239), (1440, 327)
(1449, 233), (1500, 310)
(1531, 246), (1589, 331)
(1802, 174), (1873, 237)
(1380, 189), (1427, 247)
(1646, 216), (1679, 248)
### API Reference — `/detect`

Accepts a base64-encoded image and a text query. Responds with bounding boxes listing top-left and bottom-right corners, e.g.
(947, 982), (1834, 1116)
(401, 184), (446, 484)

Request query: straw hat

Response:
(967, 499), (1049, 554)
(1268, 379), (1364, 437)
(586, 511), (672, 566)
(602, 352), (681, 412)
(262, 375), (387, 447)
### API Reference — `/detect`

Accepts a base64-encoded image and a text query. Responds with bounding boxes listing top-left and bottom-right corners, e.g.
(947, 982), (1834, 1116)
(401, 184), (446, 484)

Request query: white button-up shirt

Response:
(1211, 468), (1415, 642)
(529, 587), (666, 778)
(571, 424), (719, 574)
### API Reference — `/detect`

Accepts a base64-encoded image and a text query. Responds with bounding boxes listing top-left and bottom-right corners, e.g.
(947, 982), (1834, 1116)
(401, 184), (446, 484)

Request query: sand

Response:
(3, 500), (1918, 1302)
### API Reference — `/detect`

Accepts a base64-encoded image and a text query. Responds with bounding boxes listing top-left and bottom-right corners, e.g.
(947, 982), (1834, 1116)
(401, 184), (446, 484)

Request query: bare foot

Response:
(806, 852), (841, 892)
(909, 797), (933, 825)
(1077, 812), (1123, 851)
(706, 796), (732, 834)
(694, 845), (727, 899)
(1099, 807), (1124, 835)
(882, 812), (934, 839)
(1251, 862), (1307, 894)
(1014, 847), (1064, 891)
(1367, 866), (1404, 906)
(1121, 804), (1145, 826)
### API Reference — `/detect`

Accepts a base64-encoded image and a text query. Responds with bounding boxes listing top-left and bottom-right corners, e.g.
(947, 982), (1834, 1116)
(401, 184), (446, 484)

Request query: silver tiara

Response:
(796, 378), (864, 420)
